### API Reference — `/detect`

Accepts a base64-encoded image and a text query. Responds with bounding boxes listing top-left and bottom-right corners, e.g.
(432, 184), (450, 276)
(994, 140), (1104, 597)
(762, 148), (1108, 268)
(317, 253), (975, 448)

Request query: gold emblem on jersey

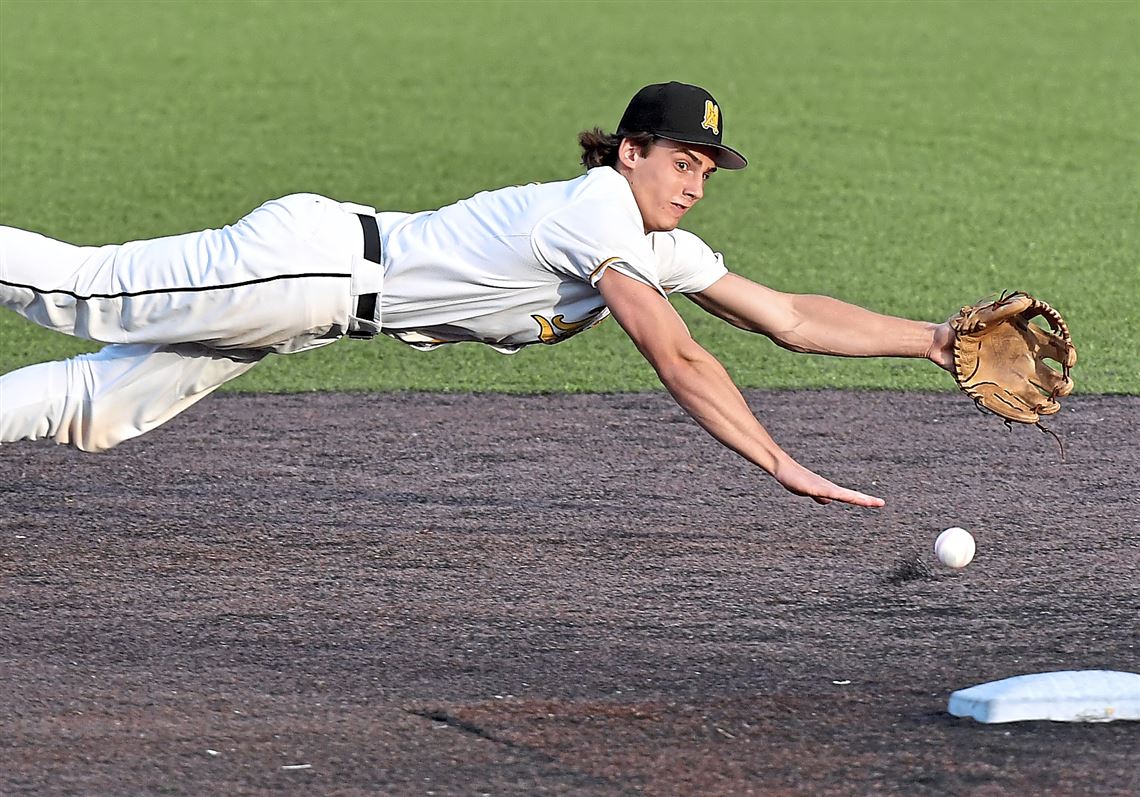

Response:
(701, 100), (720, 135)
(532, 310), (606, 344)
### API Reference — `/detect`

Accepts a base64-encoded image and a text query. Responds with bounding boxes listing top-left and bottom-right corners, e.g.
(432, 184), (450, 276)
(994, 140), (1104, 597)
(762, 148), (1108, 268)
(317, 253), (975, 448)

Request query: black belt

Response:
(350, 213), (381, 339)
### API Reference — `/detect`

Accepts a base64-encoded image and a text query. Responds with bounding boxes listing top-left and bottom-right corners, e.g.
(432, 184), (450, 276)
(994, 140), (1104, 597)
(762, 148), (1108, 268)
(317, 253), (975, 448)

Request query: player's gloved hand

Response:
(927, 321), (956, 372)
(772, 458), (885, 508)
(948, 291), (1076, 425)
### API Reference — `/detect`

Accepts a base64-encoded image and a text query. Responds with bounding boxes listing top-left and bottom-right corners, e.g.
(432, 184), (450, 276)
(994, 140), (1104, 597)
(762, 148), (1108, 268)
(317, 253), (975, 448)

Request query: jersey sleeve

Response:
(649, 228), (729, 294)
(531, 197), (667, 297)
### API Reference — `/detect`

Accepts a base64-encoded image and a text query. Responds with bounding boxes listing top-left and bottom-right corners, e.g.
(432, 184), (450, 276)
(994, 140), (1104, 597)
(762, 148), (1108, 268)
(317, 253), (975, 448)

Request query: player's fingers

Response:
(841, 491), (885, 508)
(816, 476), (884, 508)
(820, 483), (885, 508)
(775, 461), (883, 508)
(812, 491), (881, 508)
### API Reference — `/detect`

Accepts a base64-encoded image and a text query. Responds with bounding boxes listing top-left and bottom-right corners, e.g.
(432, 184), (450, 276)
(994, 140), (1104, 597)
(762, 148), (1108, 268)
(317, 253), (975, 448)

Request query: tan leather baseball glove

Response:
(949, 292), (1077, 425)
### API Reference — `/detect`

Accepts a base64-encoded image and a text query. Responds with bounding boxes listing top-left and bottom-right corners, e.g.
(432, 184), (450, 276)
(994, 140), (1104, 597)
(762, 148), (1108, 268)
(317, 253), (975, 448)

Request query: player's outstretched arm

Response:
(596, 269), (884, 508)
(689, 273), (955, 371)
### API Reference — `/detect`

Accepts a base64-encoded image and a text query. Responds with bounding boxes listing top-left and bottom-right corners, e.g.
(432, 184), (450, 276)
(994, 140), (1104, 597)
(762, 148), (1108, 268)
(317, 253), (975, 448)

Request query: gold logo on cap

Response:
(701, 100), (720, 135)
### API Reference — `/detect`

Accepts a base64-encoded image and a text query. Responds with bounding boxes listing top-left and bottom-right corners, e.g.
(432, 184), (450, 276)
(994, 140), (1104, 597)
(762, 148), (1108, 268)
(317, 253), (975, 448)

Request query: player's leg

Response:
(0, 194), (367, 349)
(0, 343), (263, 452)
(0, 226), (111, 335)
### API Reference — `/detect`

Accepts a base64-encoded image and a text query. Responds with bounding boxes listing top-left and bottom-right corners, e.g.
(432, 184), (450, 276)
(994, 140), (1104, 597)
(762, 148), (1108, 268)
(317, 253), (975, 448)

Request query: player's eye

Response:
(676, 161), (689, 171)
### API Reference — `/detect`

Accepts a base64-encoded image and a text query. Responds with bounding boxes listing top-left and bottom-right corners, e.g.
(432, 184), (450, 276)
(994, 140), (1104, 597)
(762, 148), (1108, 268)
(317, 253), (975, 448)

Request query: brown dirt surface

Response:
(2, 390), (1138, 796)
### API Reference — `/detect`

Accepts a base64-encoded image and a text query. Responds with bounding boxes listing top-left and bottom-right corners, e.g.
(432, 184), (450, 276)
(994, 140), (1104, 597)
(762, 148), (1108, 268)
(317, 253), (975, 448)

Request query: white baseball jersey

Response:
(376, 166), (728, 353)
(0, 167), (728, 452)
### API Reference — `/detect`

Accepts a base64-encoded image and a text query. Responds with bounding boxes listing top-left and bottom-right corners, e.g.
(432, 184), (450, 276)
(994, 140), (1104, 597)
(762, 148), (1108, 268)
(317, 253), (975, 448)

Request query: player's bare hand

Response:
(773, 459), (885, 508)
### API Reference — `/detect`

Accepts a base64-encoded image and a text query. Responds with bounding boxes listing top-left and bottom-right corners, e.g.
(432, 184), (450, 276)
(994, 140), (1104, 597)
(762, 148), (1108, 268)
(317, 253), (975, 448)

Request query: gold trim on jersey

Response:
(532, 307), (607, 344)
(590, 256), (622, 281)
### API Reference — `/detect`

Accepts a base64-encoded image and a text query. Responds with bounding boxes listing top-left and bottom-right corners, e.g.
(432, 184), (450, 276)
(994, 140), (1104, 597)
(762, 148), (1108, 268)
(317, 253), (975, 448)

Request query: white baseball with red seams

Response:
(935, 527), (976, 568)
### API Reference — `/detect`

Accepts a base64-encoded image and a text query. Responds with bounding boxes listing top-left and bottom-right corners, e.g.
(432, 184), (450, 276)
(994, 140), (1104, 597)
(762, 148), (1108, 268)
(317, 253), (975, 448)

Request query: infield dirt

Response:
(2, 390), (1137, 796)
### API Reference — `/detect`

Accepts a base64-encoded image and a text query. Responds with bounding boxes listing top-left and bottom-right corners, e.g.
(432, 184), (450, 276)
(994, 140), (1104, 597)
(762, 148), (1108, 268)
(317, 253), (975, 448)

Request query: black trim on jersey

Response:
(0, 272), (350, 302)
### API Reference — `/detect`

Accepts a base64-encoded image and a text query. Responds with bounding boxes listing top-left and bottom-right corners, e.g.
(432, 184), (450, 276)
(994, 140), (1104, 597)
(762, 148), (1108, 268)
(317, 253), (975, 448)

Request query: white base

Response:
(948, 670), (1140, 723)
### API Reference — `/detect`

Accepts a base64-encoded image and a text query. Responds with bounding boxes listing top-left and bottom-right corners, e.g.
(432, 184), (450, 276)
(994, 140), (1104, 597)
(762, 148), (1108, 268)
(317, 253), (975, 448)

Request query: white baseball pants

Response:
(0, 193), (382, 452)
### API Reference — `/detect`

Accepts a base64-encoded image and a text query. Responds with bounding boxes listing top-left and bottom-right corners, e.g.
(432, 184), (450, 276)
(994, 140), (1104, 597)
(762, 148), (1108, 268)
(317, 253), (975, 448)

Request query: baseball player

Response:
(0, 82), (956, 507)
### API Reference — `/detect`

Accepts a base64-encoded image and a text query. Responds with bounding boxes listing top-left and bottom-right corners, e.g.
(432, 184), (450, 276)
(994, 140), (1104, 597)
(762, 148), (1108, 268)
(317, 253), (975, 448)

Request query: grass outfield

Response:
(1, 0), (1136, 394)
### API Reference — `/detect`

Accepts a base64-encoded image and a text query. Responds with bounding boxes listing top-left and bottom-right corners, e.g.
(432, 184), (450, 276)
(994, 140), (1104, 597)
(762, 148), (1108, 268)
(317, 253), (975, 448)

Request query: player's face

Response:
(619, 138), (718, 233)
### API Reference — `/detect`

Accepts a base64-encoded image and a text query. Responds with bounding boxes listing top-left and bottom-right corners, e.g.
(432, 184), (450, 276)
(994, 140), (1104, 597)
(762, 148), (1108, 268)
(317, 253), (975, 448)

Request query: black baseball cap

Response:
(616, 82), (748, 170)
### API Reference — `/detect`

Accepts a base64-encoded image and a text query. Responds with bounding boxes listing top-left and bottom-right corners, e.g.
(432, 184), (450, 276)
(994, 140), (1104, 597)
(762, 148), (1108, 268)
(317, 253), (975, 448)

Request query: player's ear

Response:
(617, 137), (641, 170)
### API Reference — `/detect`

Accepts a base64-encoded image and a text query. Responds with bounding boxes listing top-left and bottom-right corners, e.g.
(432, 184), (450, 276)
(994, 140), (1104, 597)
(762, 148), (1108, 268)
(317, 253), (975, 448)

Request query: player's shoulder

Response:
(648, 226), (714, 257)
(530, 169), (654, 272)
(466, 168), (630, 213)
(646, 226), (725, 292)
(540, 167), (642, 228)
(510, 167), (627, 204)
(572, 166), (634, 201)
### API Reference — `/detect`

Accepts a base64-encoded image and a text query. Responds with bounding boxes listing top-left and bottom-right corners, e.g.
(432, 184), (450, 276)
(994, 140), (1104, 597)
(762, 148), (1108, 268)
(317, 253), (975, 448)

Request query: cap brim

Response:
(708, 144), (748, 170)
(657, 135), (748, 170)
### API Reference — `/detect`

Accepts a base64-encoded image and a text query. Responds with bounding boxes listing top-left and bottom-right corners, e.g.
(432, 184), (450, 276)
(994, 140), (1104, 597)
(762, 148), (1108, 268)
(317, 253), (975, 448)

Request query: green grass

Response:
(2, 0), (1137, 394)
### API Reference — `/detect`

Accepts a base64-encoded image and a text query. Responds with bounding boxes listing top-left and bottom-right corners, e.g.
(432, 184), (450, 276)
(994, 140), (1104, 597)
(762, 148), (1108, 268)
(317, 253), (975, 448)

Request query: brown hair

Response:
(578, 128), (655, 169)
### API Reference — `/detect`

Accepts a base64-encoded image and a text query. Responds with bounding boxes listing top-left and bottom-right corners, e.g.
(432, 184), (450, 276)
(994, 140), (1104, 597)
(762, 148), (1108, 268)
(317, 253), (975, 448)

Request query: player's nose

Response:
(684, 174), (704, 201)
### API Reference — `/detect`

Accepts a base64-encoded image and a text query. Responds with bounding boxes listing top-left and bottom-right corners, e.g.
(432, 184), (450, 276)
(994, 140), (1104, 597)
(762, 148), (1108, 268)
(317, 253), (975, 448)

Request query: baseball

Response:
(935, 527), (975, 568)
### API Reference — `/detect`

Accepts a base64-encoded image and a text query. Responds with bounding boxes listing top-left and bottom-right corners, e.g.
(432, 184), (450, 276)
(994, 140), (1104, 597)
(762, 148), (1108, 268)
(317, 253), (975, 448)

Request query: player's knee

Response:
(49, 354), (145, 453)
(66, 416), (132, 453)
(0, 358), (124, 452)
